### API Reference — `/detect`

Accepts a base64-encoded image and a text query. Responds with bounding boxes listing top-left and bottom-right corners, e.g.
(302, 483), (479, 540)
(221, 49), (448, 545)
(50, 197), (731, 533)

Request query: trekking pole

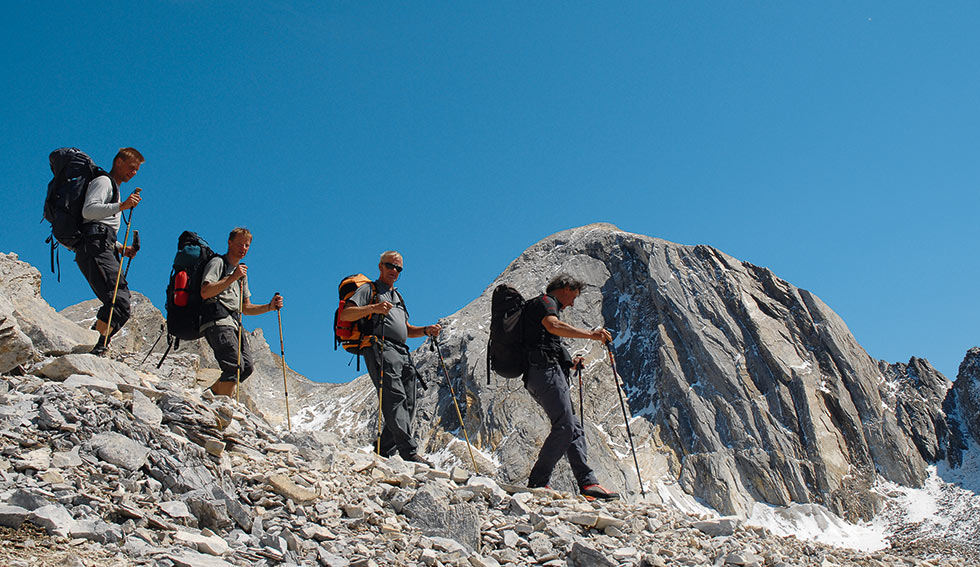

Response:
(101, 192), (138, 351)
(123, 230), (140, 279)
(377, 326), (385, 456)
(236, 279), (244, 404)
(605, 342), (645, 496)
(274, 293), (291, 431)
(141, 324), (166, 365)
(430, 336), (479, 473)
(576, 363), (585, 428)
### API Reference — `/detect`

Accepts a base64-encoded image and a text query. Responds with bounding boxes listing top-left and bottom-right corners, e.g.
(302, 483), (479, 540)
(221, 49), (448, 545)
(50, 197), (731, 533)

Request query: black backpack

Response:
(487, 284), (528, 383)
(43, 148), (113, 280)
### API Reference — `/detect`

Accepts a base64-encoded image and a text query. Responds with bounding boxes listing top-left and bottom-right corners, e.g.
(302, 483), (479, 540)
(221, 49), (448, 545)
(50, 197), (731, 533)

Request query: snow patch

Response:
(747, 501), (888, 552)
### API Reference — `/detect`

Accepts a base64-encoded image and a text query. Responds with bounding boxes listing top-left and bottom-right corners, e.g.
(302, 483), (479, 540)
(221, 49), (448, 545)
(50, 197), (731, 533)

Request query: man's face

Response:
(553, 287), (580, 309)
(114, 158), (142, 182)
(229, 234), (252, 259)
(378, 256), (403, 286)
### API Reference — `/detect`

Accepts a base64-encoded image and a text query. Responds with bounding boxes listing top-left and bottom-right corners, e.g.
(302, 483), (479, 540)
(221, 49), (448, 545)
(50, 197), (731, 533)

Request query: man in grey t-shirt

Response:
(200, 227), (284, 398)
(339, 251), (441, 465)
(75, 147), (144, 356)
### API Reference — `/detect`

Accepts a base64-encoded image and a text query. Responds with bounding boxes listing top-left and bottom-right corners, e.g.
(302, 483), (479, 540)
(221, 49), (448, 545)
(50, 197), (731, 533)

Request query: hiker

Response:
(200, 227), (284, 397)
(338, 251), (441, 465)
(76, 147), (144, 356)
(522, 274), (620, 500)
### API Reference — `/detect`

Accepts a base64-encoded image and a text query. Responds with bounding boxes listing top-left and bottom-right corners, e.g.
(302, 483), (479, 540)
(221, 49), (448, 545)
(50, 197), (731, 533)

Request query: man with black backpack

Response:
(338, 251), (441, 465)
(76, 147), (144, 356)
(522, 274), (620, 500)
(200, 227), (284, 397)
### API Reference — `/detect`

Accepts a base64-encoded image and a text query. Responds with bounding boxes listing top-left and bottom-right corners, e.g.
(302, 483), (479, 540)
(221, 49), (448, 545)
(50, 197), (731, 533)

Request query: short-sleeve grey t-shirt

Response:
(200, 255), (250, 330)
(347, 281), (409, 345)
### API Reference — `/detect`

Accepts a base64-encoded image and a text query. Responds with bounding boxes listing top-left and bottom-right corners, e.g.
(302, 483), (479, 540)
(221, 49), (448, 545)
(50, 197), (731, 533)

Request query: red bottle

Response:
(174, 271), (190, 306)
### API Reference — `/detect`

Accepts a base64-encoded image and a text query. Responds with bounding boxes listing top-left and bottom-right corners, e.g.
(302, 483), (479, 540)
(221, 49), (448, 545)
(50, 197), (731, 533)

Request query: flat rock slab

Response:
(27, 504), (75, 537)
(40, 353), (142, 385)
(169, 550), (237, 567)
(160, 500), (195, 520)
(0, 505), (29, 528)
(62, 373), (119, 393)
(694, 516), (741, 537)
(175, 530), (231, 556)
(71, 518), (123, 544)
(132, 389), (163, 426)
(268, 473), (318, 504)
(90, 431), (150, 471)
(52, 446), (83, 468)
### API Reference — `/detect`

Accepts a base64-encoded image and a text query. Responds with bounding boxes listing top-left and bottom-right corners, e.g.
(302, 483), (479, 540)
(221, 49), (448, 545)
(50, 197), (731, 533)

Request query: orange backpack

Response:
(334, 273), (376, 354)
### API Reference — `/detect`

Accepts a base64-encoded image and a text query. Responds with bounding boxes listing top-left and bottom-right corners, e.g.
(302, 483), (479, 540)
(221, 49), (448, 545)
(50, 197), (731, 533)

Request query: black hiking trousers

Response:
(74, 223), (131, 332)
(364, 339), (420, 459)
(524, 362), (598, 489)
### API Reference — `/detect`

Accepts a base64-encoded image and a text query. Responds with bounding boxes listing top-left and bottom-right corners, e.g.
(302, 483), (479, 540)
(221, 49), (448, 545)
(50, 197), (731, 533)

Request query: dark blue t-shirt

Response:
(521, 293), (571, 368)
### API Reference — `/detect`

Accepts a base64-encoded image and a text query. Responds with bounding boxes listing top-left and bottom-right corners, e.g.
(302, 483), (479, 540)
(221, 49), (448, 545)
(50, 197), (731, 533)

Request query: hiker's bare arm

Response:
(200, 264), (247, 299)
(542, 315), (611, 342)
(408, 323), (441, 338)
(243, 294), (283, 316)
(339, 301), (392, 322)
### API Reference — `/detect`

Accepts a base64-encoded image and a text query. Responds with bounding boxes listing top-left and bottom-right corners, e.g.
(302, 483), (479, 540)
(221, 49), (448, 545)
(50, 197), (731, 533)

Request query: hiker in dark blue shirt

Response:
(521, 274), (620, 500)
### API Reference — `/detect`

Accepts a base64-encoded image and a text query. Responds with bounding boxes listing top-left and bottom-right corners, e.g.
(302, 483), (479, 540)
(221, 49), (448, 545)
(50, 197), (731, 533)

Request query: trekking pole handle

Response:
(274, 292), (282, 310)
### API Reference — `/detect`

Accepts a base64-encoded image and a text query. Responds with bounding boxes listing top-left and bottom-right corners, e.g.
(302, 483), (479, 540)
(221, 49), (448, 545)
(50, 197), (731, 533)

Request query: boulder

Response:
(0, 505), (29, 528)
(0, 252), (98, 354)
(0, 296), (32, 373)
(89, 431), (150, 471)
(27, 503), (75, 537)
(39, 353), (142, 385)
(403, 482), (481, 553)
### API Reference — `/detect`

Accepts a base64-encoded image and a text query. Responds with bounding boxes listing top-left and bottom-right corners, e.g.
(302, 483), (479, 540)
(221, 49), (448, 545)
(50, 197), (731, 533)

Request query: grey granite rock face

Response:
(0, 252), (98, 354)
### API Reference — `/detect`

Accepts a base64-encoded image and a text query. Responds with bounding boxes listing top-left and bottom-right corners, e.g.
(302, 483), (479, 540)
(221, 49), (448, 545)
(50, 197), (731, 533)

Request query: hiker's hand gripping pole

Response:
(605, 340), (645, 496)
(101, 188), (140, 351)
(274, 293), (291, 431)
(123, 229), (140, 279)
(431, 335), (479, 474)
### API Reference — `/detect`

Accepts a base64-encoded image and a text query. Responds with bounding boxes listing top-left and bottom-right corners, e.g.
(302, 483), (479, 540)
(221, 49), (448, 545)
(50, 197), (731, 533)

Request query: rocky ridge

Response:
(0, 249), (971, 567)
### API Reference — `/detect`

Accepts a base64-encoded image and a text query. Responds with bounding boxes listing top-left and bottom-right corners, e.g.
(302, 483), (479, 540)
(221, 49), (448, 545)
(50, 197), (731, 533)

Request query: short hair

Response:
(546, 274), (585, 294)
(114, 147), (145, 164)
(229, 227), (252, 242)
(380, 250), (402, 263)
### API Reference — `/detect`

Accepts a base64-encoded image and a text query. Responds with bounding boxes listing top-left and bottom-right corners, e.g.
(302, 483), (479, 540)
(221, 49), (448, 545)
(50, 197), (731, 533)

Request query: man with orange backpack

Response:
(338, 251), (441, 465)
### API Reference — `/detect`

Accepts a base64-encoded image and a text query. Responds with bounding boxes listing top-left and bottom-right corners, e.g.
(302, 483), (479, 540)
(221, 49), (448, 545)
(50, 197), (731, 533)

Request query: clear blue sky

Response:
(3, 2), (978, 383)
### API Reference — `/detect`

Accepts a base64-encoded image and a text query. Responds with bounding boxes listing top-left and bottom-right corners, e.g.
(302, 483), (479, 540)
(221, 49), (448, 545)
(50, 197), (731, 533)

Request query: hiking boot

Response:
(89, 344), (109, 357)
(580, 483), (619, 501)
(403, 453), (434, 468)
(528, 482), (552, 490)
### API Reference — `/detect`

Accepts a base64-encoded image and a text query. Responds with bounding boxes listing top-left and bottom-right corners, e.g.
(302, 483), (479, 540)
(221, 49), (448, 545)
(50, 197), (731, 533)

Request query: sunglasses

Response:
(382, 262), (403, 273)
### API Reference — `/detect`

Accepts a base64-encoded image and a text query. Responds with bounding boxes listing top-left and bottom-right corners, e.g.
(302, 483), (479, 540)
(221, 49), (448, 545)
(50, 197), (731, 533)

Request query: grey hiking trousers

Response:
(364, 339), (420, 458)
(524, 362), (598, 489)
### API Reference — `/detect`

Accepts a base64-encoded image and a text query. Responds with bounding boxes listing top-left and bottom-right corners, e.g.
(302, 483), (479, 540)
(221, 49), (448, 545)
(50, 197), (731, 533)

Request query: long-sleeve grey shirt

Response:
(81, 176), (121, 233)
